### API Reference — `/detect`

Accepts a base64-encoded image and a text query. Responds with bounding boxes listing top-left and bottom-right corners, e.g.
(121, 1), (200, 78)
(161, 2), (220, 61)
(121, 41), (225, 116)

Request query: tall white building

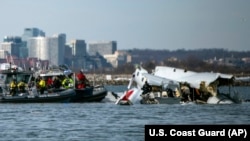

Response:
(0, 42), (19, 58)
(22, 28), (45, 58)
(0, 36), (23, 58)
(22, 28), (45, 43)
(0, 50), (8, 59)
(27, 34), (66, 66)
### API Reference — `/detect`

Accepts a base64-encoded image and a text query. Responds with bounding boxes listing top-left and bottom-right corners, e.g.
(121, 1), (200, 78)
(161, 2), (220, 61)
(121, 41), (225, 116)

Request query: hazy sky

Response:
(0, 0), (249, 51)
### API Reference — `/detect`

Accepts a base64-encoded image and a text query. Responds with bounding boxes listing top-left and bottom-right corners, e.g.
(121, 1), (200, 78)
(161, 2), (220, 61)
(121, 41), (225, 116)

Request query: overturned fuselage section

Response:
(153, 66), (242, 104)
(115, 65), (242, 105)
(115, 66), (182, 105)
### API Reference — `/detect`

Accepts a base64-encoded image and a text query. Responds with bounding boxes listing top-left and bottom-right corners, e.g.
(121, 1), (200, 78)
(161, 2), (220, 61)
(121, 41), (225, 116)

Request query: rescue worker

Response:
(38, 77), (46, 94)
(141, 81), (152, 95)
(10, 78), (18, 96)
(140, 92), (159, 104)
(76, 70), (86, 82)
(62, 75), (74, 89)
(180, 85), (192, 102)
(36, 76), (41, 89)
(148, 92), (159, 104)
(46, 76), (53, 89)
(76, 70), (89, 89)
(18, 79), (26, 93)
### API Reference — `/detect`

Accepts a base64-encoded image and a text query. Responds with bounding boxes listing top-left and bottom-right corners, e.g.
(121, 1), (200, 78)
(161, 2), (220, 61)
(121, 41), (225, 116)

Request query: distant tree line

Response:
(93, 48), (250, 76)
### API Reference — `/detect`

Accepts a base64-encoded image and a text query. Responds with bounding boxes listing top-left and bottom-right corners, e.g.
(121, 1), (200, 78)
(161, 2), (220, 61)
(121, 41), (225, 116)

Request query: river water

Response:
(0, 85), (249, 141)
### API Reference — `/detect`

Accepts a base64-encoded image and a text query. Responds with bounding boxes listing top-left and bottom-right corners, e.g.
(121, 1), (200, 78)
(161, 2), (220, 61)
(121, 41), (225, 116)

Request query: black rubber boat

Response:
(0, 67), (76, 103)
(71, 85), (108, 102)
(0, 89), (75, 103)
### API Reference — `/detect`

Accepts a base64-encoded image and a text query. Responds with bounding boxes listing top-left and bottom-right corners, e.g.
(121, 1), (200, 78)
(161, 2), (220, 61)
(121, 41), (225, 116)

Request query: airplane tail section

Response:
(115, 88), (142, 105)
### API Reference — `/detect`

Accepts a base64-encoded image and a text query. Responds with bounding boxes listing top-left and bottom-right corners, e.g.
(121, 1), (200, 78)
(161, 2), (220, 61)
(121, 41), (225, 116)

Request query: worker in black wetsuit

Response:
(141, 81), (152, 95)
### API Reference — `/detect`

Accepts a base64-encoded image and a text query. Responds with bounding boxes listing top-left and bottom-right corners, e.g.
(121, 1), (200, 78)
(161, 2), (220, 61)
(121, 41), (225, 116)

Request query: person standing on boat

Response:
(38, 77), (46, 94)
(76, 70), (85, 81)
(76, 70), (89, 89)
(10, 78), (18, 96)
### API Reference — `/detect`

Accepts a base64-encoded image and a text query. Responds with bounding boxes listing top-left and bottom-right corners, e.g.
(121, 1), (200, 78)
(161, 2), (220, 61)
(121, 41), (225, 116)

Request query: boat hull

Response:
(0, 89), (76, 103)
(70, 86), (108, 102)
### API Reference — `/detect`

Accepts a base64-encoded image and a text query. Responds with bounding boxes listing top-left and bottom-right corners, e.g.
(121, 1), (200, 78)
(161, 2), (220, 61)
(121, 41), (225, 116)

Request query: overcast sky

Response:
(0, 0), (249, 51)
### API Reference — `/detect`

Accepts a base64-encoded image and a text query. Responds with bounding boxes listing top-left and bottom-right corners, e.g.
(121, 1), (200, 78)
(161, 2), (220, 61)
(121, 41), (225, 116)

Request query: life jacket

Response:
(77, 72), (86, 81)
(39, 79), (46, 88)
(62, 78), (73, 88)
(47, 78), (53, 87)
(10, 81), (17, 89)
(18, 81), (25, 88)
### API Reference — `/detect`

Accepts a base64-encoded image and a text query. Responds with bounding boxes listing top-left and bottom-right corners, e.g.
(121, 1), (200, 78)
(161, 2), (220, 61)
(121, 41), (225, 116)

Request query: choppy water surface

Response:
(0, 86), (249, 141)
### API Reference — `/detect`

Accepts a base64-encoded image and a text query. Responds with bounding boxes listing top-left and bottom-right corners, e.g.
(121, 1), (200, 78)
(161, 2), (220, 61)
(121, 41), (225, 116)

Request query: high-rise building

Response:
(69, 40), (87, 57)
(3, 36), (22, 43)
(88, 41), (117, 56)
(22, 28), (45, 58)
(53, 33), (66, 66)
(0, 36), (22, 58)
(27, 33), (66, 66)
(22, 28), (45, 43)
(0, 42), (19, 58)
(0, 50), (8, 59)
(67, 39), (87, 69)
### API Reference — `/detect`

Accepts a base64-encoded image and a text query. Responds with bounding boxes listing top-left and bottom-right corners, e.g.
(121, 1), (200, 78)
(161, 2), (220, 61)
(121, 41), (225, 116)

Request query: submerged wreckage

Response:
(115, 66), (242, 105)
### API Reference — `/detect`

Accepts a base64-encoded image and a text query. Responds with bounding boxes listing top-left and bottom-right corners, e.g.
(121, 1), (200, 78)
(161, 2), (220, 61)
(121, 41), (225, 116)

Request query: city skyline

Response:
(0, 0), (249, 51)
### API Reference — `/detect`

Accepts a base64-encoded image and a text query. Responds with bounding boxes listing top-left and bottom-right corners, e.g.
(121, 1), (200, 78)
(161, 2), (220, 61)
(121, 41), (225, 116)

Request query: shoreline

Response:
(86, 74), (131, 85)
(85, 74), (250, 86)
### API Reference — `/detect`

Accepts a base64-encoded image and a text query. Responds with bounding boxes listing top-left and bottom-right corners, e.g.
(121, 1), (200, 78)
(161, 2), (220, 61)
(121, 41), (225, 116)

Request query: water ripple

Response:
(0, 87), (249, 140)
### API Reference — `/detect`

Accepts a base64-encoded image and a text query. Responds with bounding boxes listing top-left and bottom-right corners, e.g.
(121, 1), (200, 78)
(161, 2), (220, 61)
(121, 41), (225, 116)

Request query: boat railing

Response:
(0, 84), (10, 96)
(0, 82), (39, 97)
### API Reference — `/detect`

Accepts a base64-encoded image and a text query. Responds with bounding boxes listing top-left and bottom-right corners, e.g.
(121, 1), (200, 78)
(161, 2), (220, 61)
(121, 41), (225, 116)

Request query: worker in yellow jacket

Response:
(10, 78), (18, 96)
(38, 77), (46, 94)
(18, 79), (26, 93)
(62, 75), (74, 89)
